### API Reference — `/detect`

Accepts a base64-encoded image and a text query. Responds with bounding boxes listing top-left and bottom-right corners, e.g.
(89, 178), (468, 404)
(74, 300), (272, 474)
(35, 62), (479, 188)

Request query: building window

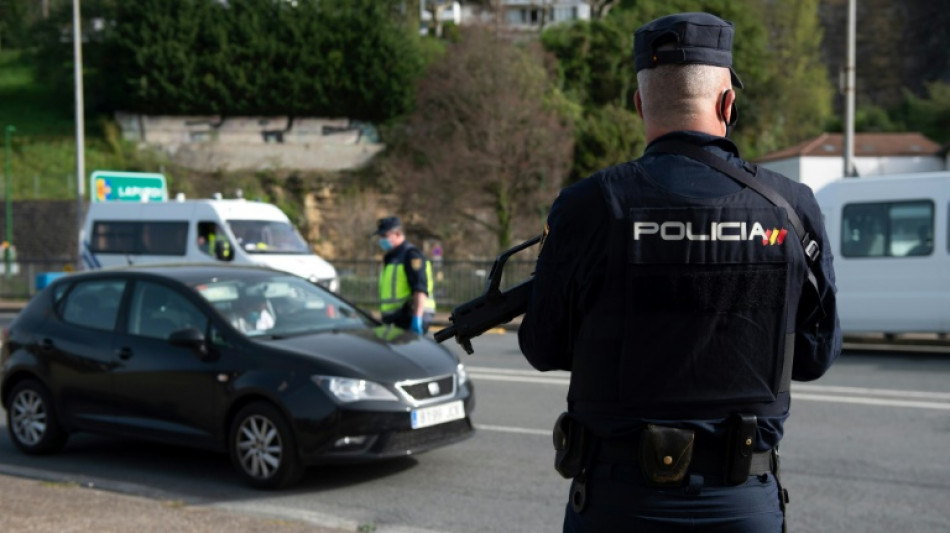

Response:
(841, 200), (934, 258)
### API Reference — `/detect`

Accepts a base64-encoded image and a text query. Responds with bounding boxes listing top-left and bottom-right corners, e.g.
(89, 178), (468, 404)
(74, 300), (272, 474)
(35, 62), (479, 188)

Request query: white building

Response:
(452, 0), (590, 30)
(755, 132), (943, 192)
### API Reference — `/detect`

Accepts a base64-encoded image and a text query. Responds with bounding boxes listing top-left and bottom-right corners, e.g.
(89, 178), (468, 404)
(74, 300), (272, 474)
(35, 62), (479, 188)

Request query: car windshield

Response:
(228, 220), (310, 254)
(190, 273), (371, 338)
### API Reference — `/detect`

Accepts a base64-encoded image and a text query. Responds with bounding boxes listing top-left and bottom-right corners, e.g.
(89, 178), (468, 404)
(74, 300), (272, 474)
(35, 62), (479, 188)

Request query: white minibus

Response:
(814, 172), (949, 334)
(80, 197), (339, 291)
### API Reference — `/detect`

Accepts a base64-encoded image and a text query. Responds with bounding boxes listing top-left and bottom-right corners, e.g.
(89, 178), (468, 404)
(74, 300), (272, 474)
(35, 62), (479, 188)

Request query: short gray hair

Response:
(637, 63), (730, 122)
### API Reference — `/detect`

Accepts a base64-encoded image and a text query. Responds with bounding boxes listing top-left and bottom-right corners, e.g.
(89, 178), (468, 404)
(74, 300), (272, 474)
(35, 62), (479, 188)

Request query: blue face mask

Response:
(378, 237), (393, 252)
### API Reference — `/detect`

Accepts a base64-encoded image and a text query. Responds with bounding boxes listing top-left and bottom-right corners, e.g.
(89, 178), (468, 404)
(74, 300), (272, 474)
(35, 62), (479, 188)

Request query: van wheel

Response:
(229, 402), (304, 489)
(6, 379), (68, 454)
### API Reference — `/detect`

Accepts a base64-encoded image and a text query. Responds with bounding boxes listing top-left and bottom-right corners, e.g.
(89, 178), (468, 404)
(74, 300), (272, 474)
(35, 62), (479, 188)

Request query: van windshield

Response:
(228, 220), (310, 254)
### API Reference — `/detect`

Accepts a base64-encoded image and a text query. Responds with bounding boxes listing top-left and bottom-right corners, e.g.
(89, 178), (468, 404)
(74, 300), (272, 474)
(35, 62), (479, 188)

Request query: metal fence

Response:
(0, 258), (538, 310)
(0, 258), (76, 300)
(333, 259), (537, 310)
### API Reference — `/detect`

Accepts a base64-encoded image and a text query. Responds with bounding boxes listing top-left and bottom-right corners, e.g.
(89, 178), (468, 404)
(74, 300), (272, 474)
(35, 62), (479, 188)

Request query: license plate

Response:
(411, 400), (465, 430)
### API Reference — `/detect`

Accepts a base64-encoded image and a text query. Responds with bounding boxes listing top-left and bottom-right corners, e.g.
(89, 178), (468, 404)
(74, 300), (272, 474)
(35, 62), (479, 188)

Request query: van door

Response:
(839, 199), (938, 331)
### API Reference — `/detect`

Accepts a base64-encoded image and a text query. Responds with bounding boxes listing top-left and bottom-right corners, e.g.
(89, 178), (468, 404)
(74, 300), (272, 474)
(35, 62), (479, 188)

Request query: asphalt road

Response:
(2, 320), (950, 532)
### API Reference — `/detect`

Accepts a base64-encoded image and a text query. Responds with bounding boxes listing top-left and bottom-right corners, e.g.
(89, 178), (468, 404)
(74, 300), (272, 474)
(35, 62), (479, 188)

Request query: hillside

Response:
(819, 0), (950, 111)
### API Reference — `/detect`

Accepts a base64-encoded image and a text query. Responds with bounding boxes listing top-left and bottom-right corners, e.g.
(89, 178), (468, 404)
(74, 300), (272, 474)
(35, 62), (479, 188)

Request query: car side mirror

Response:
(169, 327), (211, 359)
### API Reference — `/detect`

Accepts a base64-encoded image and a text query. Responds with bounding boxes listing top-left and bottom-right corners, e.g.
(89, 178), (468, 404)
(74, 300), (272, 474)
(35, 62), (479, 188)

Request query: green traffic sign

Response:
(90, 170), (169, 203)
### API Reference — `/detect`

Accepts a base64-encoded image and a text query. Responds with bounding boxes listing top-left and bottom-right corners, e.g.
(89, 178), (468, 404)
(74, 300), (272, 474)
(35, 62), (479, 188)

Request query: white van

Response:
(80, 197), (339, 292)
(814, 172), (949, 334)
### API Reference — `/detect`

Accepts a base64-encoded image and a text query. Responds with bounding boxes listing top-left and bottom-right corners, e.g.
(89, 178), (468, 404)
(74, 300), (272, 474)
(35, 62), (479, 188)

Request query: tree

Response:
(898, 81), (950, 144)
(754, 0), (834, 155)
(588, 0), (617, 20)
(423, 0), (454, 38)
(35, 0), (424, 122)
(384, 27), (573, 255)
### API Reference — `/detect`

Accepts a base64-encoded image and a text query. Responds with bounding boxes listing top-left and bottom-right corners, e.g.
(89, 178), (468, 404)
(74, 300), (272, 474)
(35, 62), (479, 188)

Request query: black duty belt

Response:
(595, 437), (773, 478)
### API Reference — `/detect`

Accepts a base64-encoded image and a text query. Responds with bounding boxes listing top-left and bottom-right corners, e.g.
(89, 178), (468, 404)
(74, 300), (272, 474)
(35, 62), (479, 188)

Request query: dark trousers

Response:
(563, 463), (784, 532)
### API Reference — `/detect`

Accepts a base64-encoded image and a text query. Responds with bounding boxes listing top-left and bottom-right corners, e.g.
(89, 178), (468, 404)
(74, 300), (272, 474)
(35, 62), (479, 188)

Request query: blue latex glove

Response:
(410, 315), (424, 334)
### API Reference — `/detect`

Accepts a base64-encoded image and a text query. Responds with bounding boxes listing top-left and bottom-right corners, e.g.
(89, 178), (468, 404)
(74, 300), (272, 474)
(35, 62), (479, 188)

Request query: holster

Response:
(725, 413), (757, 485)
(638, 424), (695, 487)
(553, 412), (588, 479)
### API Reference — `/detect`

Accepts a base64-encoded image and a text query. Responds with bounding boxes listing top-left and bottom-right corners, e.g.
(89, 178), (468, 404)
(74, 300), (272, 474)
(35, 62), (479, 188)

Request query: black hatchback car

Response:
(1, 265), (474, 488)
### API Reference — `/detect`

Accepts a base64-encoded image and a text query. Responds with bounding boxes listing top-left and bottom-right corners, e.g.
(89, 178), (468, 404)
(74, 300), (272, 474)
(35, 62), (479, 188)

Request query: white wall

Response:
(761, 155), (945, 193)
(759, 158), (800, 182)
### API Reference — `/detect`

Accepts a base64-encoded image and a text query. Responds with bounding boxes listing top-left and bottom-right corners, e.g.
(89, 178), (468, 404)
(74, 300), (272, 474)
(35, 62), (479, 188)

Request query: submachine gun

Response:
(433, 234), (541, 355)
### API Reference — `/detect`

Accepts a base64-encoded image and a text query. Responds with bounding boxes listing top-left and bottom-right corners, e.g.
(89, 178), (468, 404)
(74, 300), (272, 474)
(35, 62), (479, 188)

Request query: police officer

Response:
(375, 216), (436, 334)
(518, 12), (841, 533)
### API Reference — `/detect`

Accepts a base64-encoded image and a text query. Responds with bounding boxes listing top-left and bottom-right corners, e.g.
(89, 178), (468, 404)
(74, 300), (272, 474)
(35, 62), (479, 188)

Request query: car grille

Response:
(397, 374), (456, 405)
(378, 419), (473, 454)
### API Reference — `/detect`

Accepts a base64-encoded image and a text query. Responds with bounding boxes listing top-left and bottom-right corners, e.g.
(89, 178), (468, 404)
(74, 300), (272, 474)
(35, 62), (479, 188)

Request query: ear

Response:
(634, 90), (644, 119)
(720, 89), (737, 125)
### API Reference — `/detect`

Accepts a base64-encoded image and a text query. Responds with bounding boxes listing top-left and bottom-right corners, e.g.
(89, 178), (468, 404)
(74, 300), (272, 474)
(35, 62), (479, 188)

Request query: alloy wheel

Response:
(235, 414), (283, 480)
(11, 389), (47, 446)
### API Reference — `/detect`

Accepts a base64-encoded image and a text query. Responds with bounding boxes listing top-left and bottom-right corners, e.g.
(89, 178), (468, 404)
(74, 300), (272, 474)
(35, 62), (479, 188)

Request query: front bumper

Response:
(293, 384), (476, 464)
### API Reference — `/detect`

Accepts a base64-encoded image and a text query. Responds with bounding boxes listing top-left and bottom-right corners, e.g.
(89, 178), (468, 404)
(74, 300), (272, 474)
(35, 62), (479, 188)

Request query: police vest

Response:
(379, 248), (436, 316)
(568, 161), (808, 420)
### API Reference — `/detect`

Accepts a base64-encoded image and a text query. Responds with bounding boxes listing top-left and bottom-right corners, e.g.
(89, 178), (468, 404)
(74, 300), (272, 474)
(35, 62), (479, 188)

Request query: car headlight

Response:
(457, 363), (468, 387)
(311, 376), (399, 403)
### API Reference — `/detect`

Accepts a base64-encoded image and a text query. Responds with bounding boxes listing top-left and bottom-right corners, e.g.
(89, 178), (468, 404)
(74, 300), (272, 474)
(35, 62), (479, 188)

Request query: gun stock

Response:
(434, 235), (541, 354)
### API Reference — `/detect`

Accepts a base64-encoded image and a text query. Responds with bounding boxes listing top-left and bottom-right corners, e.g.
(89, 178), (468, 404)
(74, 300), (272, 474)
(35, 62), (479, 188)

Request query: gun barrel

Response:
(433, 324), (456, 343)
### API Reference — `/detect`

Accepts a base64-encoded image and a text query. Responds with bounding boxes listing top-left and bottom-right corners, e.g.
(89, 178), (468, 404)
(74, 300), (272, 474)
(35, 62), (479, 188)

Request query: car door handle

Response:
(40, 338), (55, 352)
(115, 347), (134, 360)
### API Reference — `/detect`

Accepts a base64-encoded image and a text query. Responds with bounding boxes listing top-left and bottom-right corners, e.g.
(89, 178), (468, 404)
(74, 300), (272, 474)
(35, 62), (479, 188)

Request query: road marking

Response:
(467, 367), (950, 410)
(477, 424), (550, 436)
(792, 393), (950, 410)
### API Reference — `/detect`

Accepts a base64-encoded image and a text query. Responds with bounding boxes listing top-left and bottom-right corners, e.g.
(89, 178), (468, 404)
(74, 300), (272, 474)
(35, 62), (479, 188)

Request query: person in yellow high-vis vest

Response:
(374, 216), (435, 334)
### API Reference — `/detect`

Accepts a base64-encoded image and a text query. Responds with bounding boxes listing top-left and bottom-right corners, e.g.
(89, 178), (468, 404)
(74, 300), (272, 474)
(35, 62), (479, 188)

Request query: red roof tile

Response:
(755, 132), (941, 162)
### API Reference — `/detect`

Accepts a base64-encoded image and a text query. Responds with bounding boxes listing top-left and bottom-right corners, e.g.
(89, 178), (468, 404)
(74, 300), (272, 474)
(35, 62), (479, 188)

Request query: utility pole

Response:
(843, 0), (856, 178)
(73, 0), (86, 268)
(4, 125), (14, 276)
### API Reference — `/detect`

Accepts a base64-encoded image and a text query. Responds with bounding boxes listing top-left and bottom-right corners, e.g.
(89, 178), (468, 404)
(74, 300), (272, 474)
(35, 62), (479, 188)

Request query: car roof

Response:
(55, 263), (290, 286)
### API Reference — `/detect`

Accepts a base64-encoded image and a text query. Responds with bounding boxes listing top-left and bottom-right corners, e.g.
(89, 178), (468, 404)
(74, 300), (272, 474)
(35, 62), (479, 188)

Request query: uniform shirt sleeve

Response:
(403, 247), (429, 296)
(792, 185), (843, 381)
(519, 180), (606, 371)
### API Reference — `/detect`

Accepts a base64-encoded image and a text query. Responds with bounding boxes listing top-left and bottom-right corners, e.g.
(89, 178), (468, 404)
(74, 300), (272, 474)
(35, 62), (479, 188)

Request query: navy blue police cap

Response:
(634, 12), (744, 89)
(374, 216), (402, 236)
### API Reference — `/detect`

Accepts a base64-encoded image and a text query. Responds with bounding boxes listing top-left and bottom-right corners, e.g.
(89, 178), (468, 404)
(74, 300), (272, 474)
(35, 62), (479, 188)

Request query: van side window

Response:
(91, 221), (188, 255)
(841, 201), (934, 258)
(197, 221), (233, 261)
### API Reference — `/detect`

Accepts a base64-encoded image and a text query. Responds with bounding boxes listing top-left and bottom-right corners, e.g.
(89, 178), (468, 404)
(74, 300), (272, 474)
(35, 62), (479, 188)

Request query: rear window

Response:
(91, 221), (188, 255)
(58, 279), (126, 331)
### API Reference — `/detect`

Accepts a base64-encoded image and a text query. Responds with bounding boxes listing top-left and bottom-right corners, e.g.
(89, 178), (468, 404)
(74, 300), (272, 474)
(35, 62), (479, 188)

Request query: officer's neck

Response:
(644, 116), (725, 144)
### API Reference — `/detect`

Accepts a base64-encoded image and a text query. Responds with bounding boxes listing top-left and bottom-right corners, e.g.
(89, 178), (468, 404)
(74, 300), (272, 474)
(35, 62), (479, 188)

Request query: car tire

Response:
(6, 379), (68, 454)
(229, 402), (303, 489)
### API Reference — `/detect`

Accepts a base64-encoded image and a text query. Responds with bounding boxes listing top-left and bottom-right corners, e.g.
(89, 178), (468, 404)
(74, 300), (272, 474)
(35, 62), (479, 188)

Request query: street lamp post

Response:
(4, 124), (14, 276)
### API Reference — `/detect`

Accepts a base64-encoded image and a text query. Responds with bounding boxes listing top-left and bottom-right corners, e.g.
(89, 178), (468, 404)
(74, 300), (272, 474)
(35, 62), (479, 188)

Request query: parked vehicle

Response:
(814, 172), (949, 334)
(80, 197), (339, 292)
(1, 265), (474, 488)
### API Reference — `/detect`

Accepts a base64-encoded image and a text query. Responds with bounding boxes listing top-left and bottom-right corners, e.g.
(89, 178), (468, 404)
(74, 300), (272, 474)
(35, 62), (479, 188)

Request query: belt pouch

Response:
(726, 413), (757, 485)
(639, 424), (694, 487)
(553, 412), (588, 479)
